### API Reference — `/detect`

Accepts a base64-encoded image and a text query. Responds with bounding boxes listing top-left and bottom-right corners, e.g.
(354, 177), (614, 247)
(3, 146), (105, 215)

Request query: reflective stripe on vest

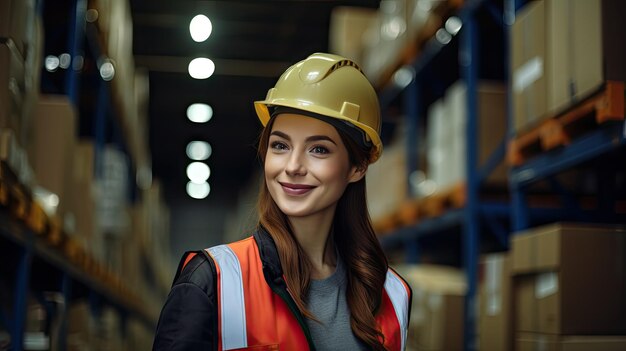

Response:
(384, 270), (410, 350)
(207, 245), (248, 350)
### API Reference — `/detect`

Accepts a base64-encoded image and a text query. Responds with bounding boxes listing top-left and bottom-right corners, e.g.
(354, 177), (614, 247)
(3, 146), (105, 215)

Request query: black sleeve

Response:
(153, 252), (218, 351)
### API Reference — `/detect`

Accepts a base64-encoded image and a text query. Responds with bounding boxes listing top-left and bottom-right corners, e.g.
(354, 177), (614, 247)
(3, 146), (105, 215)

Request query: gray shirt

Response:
(306, 258), (368, 351)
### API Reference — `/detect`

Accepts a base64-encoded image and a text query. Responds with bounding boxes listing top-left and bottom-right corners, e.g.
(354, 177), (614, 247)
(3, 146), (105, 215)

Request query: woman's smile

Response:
(279, 182), (317, 196)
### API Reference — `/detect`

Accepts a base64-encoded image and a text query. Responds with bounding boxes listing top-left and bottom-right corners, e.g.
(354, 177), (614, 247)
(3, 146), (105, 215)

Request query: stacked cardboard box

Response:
(426, 81), (507, 192)
(329, 6), (378, 64)
(28, 95), (78, 217)
(511, 223), (626, 350)
(366, 131), (408, 223)
(478, 253), (513, 351)
(361, 0), (444, 86)
(0, 40), (26, 139)
(512, 0), (626, 133)
(394, 264), (466, 351)
(67, 141), (99, 253)
(1, 0), (42, 148)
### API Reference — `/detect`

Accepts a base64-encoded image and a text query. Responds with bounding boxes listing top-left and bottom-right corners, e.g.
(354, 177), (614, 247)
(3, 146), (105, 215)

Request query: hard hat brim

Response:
(254, 99), (382, 162)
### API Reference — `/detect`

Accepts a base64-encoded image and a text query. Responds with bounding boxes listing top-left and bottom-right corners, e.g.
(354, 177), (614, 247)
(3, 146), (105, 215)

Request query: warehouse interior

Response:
(1, 0), (626, 350)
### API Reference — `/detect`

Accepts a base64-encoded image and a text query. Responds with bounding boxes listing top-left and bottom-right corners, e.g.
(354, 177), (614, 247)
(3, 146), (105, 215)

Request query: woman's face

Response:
(264, 113), (364, 218)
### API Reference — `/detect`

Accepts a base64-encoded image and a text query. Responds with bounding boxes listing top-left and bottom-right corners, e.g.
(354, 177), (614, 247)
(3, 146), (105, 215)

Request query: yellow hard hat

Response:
(254, 53), (382, 162)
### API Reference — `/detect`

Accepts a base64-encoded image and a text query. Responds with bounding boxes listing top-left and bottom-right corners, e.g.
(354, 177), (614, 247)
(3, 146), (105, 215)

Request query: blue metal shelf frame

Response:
(3, 2), (149, 346)
(459, 10), (480, 349)
(379, 1), (509, 350)
(0, 209), (157, 351)
(65, 0), (87, 106)
(510, 122), (626, 231)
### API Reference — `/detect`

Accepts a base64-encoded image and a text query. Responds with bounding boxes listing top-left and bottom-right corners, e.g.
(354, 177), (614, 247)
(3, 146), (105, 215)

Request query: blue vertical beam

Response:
(511, 184), (530, 230)
(57, 273), (72, 351)
(460, 11), (479, 351)
(12, 248), (33, 351)
(505, 0), (531, 232)
(405, 239), (420, 264)
(65, 0), (87, 106)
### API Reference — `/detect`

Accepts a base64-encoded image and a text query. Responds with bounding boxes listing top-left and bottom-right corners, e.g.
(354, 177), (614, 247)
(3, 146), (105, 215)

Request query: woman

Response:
(153, 53), (411, 351)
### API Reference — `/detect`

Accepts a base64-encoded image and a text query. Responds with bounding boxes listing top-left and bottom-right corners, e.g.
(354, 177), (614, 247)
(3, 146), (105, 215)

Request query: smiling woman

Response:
(264, 113), (361, 219)
(153, 53), (411, 351)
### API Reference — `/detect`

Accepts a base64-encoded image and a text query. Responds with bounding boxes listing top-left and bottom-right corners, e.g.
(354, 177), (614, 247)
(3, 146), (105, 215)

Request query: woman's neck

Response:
(288, 208), (337, 279)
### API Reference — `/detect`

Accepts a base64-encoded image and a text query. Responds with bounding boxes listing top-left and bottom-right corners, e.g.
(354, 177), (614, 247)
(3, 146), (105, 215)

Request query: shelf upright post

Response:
(65, 0), (87, 106)
(12, 247), (33, 351)
(56, 273), (72, 351)
(459, 9), (479, 351)
(505, 0), (531, 232)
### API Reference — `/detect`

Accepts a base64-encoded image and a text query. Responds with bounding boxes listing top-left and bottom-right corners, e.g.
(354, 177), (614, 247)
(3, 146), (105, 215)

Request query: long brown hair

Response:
(257, 116), (389, 350)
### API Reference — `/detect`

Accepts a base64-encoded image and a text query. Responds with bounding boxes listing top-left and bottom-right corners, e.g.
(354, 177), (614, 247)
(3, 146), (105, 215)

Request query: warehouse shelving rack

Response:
(378, 0), (626, 350)
(502, 0), (626, 231)
(378, 1), (511, 349)
(0, 0), (156, 350)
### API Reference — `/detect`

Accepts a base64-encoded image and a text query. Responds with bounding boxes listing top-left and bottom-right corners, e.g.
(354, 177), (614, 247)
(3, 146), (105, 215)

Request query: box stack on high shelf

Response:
(333, 0), (626, 350)
(501, 0), (626, 350)
(0, 0), (172, 350)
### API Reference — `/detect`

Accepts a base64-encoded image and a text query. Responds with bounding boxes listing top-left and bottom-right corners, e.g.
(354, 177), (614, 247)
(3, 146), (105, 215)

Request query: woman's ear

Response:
(348, 165), (367, 183)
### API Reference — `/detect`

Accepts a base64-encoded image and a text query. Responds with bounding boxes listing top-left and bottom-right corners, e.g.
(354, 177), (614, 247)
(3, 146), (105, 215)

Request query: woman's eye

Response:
(270, 141), (288, 150)
(311, 146), (329, 154)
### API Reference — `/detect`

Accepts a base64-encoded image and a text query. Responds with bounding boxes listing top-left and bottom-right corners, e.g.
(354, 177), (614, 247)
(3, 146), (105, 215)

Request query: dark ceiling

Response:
(129, 0), (381, 242)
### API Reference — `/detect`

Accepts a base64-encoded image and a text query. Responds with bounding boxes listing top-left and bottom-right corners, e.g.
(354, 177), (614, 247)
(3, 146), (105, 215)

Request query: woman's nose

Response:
(285, 151), (306, 176)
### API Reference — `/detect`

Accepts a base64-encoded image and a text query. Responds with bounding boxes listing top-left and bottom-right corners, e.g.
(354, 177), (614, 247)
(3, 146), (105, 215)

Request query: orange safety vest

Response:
(203, 236), (411, 351)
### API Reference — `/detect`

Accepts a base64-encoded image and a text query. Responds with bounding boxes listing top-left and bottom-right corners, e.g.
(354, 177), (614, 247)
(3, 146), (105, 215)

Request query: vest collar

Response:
(253, 226), (283, 283)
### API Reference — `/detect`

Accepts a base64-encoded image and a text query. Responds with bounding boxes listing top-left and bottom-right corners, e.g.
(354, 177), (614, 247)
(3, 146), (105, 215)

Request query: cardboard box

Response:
(547, 0), (602, 115)
(66, 301), (95, 351)
(366, 131), (407, 222)
(0, 40), (26, 137)
(511, 223), (626, 335)
(516, 333), (626, 351)
(394, 264), (466, 351)
(446, 81), (507, 186)
(329, 6), (378, 64)
(0, 0), (36, 57)
(512, 0), (626, 133)
(361, 0), (410, 85)
(65, 141), (103, 261)
(426, 99), (447, 190)
(479, 253), (513, 351)
(512, 0), (547, 133)
(427, 82), (507, 191)
(29, 95), (77, 216)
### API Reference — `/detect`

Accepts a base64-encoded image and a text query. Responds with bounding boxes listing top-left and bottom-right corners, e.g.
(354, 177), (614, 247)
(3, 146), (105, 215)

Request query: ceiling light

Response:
(435, 28), (452, 45)
(86, 9), (99, 23)
(190, 14), (213, 42)
(187, 181), (210, 199)
(99, 60), (115, 81)
(445, 16), (462, 36)
(45, 55), (60, 72)
(186, 162), (210, 183)
(59, 53), (71, 69)
(188, 57), (215, 79)
(186, 103), (213, 123)
(393, 66), (415, 88)
(186, 141), (212, 160)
